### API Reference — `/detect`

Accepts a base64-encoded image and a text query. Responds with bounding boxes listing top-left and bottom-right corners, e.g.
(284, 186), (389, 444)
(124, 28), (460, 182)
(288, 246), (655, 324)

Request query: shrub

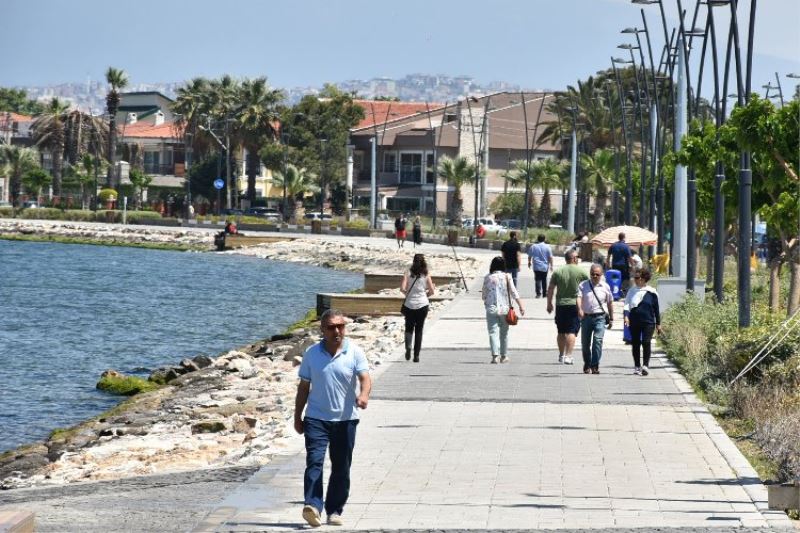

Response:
(96, 374), (160, 396)
(126, 211), (163, 224)
(98, 188), (117, 203)
(344, 219), (370, 229)
(0, 207), (14, 218)
(18, 207), (63, 220)
(61, 210), (96, 222)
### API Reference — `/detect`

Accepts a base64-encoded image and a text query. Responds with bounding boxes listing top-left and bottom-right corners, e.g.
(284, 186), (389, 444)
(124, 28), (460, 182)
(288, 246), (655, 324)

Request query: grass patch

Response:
(96, 374), (162, 396)
(284, 308), (318, 333)
(715, 414), (781, 482)
(0, 233), (203, 252)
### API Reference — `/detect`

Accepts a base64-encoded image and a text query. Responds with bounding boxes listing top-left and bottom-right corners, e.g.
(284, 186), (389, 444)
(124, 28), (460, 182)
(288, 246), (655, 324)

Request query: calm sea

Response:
(0, 240), (362, 452)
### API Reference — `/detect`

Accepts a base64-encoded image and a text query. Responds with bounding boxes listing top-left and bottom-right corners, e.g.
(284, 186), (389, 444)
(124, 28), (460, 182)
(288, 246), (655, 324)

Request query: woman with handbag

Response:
(400, 254), (436, 362)
(482, 256), (525, 364)
(624, 268), (662, 376)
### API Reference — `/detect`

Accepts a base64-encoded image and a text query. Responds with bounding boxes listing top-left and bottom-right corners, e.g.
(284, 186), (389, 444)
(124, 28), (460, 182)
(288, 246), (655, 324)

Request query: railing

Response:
(143, 163), (180, 176)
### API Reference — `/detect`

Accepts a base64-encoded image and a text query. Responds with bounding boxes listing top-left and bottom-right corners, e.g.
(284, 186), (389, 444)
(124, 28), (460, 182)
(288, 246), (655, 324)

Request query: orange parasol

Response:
(591, 225), (658, 247)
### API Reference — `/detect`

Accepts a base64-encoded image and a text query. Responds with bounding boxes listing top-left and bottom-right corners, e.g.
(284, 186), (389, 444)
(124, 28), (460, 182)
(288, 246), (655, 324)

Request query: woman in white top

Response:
(400, 254), (436, 362)
(482, 256), (525, 364)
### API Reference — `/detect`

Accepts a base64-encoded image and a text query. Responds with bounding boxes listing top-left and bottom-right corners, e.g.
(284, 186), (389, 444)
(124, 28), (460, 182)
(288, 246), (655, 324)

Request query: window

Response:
(426, 153), (435, 184)
(399, 153), (423, 183)
(41, 152), (53, 172)
(386, 197), (421, 213)
(383, 152), (397, 173)
(444, 113), (457, 124)
(144, 151), (161, 174)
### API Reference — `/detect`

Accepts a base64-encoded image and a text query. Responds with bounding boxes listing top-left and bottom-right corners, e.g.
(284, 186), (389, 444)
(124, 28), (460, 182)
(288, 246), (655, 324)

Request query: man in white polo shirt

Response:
(294, 309), (372, 528)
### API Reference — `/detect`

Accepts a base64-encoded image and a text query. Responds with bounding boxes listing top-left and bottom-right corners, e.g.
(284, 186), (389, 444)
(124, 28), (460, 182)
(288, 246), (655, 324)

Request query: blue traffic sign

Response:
(213, 178), (224, 190)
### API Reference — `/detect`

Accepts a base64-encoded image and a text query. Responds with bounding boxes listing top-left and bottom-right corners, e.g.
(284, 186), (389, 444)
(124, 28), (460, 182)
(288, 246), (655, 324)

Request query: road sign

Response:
(213, 178), (224, 190)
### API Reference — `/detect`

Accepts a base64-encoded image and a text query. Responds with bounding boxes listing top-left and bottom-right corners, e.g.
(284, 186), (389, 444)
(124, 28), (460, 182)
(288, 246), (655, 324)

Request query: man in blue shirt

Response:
(295, 309), (372, 527)
(527, 234), (553, 298)
(606, 232), (634, 293)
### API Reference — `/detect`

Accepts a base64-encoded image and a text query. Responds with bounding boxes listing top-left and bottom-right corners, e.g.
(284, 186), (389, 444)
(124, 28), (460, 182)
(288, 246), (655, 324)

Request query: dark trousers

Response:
(403, 305), (429, 357)
(534, 270), (548, 297)
(630, 321), (656, 367)
(303, 418), (359, 516)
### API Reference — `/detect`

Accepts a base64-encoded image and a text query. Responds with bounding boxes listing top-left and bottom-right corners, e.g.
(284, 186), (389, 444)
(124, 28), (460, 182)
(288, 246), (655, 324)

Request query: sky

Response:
(1, 0), (798, 95)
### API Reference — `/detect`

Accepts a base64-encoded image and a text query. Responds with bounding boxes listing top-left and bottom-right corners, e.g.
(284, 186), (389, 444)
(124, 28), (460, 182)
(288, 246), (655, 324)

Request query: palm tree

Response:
(105, 67), (129, 189)
(580, 149), (615, 230)
(233, 77), (284, 202)
(531, 158), (568, 227)
(0, 145), (39, 206)
(31, 97), (70, 198)
(63, 154), (103, 209)
(22, 167), (52, 201)
(508, 159), (537, 224)
(172, 77), (212, 162)
(437, 156), (477, 223)
(271, 164), (318, 220)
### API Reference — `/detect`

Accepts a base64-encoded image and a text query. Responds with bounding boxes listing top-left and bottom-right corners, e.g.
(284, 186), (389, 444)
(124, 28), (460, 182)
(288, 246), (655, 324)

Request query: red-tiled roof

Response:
(353, 100), (444, 130)
(1, 112), (33, 123)
(121, 121), (183, 139)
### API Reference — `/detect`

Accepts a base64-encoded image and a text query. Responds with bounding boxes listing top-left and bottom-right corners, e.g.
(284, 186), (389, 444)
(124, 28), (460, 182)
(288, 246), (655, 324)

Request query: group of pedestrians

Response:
(394, 214), (423, 249)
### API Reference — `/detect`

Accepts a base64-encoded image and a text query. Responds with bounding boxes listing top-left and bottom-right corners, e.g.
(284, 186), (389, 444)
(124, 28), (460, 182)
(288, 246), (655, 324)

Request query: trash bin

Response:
(311, 220), (322, 234)
(605, 269), (623, 301)
(447, 229), (459, 246)
(580, 241), (593, 262)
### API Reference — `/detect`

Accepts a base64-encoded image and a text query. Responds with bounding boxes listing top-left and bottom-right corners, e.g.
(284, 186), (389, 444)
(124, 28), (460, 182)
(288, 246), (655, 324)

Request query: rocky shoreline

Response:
(0, 220), (481, 490)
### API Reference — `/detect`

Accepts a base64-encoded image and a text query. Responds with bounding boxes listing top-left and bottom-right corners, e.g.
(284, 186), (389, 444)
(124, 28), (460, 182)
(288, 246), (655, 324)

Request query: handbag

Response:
(504, 275), (518, 326)
(589, 281), (612, 328)
(401, 275), (419, 315)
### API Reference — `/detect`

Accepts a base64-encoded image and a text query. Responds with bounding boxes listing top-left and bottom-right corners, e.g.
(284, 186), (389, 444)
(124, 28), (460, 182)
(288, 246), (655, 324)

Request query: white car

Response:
(464, 217), (505, 235)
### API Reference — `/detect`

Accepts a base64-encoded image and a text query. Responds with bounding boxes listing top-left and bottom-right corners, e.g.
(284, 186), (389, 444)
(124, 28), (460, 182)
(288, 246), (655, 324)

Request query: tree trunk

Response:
(107, 114), (117, 188)
(52, 146), (64, 198)
(788, 242), (800, 317)
(538, 186), (552, 227)
(769, 257), (783, 313)
(246, 151), (259, 202)
(594, 191), (607, 229)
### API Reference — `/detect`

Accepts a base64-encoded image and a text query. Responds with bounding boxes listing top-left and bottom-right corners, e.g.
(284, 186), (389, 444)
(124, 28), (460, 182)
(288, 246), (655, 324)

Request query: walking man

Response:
(501, 230), (523, 288)
(546, 249), (588, 365)
(577, 264), (614, 374)
(606, 232), (634, 294)
(295, 309), (372, 527)
(527, 234), (553, 298)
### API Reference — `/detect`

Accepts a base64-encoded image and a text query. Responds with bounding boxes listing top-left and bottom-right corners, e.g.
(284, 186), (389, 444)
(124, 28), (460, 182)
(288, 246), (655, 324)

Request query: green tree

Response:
(31, 97), (70, 197)
(270, 164), (318, 220)
(437, 156), (477, 223)
(0, 87), (44, 115)
(580, 149), (615, 229)
(21, 167), (52, 199)
(105, 67), (129, 188)
(532, 158), (568, 228)
(0, 145), (38, 206)
(63, 154), (104, 209)
(129, 167), (153, 210)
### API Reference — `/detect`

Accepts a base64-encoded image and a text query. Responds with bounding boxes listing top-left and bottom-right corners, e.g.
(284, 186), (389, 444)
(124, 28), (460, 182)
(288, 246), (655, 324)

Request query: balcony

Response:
(143, 163), (184, 177)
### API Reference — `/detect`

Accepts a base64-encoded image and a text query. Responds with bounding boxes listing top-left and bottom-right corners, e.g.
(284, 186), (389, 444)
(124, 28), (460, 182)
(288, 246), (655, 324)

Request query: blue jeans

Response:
(581, 314), (607, 369)
(505, 268), (519, 288)
(486, 311), (509, 356)
(303, 418), (359, 516)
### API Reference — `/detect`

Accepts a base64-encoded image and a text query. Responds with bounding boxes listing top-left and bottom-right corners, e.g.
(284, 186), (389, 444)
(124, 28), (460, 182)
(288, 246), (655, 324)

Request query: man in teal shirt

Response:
(295, 309), (372, 527)
(546, 249), (589, 365)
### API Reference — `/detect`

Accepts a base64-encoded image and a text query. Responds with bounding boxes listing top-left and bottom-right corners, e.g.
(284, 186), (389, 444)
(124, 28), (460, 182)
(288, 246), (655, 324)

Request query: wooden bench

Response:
(316, 293), (449, 317)
(363, 273), (463, 293)
(222, 235), (296, 250)
(0, 510), (35, 533)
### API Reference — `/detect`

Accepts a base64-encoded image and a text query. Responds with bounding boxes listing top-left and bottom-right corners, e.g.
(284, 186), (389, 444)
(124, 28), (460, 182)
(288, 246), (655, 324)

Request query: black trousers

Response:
(629, 321), (656, 367)
(534, 270), (548, 297)
(403, 305), (429, 357)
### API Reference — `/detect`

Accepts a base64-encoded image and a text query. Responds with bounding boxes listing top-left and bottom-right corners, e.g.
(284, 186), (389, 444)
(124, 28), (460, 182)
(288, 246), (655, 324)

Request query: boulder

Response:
(191, 421), (227, 434)
(285, 337), (317, 362)
(192, 355), (214, 368)
(179, 359), (200, 373)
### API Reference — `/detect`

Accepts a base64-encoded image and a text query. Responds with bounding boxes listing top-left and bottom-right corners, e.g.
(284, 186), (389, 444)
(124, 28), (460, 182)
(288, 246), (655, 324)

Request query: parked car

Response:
(223, 208), (244, 216)
(22, 201), (39, 209)
(245, 207), (281, 221)
(500, 219), (521, 230)
(464, 217), (505, 235)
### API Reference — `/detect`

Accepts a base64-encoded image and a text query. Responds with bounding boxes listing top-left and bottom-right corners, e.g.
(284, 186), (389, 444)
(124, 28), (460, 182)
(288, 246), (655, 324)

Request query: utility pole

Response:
(673, 34), (689, 278)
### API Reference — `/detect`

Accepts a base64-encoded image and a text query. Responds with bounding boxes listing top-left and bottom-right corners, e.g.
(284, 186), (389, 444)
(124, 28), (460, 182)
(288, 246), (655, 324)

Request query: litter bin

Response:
(605, 269), (623, 301)
(447, 229), (459, 246)
(580, 241), (593, 262)
(311, 219), (322, 234)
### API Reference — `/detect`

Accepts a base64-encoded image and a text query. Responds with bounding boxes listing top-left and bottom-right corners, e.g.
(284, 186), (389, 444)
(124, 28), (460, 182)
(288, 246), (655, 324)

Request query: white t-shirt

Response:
(403, 273), (430, 310)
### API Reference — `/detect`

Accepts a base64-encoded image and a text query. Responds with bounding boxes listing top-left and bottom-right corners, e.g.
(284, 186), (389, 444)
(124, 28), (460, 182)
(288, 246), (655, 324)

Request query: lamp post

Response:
(612, 57), (635, 225)
(618, 43), (649, 229)
(281, 130), (289, 222)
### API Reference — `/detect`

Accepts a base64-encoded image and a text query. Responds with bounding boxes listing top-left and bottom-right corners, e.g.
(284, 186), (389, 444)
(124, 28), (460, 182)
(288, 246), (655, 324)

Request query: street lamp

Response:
(618, 42), (649, 230)
(612, 57), (635, 225)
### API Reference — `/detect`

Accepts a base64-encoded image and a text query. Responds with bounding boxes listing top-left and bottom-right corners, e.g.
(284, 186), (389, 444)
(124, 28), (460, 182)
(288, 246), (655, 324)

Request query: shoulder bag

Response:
(401, 275), (419, 316)
(589, 282), (612, 328)
(505, 275), (519, 326)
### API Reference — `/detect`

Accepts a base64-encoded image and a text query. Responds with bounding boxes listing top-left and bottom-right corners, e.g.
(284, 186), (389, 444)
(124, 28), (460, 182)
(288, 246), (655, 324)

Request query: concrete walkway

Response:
(195, 261), (793, 531)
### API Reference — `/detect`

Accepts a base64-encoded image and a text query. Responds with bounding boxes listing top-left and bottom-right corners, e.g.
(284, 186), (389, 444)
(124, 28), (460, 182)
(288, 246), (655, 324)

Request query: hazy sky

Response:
(1, 0), (798, 93)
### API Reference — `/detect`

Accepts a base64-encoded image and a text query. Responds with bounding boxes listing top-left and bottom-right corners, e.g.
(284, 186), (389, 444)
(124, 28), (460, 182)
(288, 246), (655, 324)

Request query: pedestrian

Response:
(482, 256), (525, 364)
(606, 232), (634, 294)
(624, 268), (662, 376)
(294, 309), (372, 528)
(412, 215), (423, 248)
(546, 249), (588, 365)
(401, 253), (436, 363)
(394, 214), (407, 248)
(500, 230), (523, 288)
(527, 234), (553, 298)
(577, 264), (614, 374)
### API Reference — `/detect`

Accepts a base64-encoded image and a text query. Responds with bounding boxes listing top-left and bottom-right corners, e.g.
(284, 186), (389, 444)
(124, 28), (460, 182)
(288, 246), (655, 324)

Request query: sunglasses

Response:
(324, 323), (346, 331)
(634, 276), (642, 280)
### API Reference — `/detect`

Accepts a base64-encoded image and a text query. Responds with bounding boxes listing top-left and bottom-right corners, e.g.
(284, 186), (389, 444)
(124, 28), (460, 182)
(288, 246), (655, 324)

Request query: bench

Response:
(316, 293), (449, 317)
(363, 273), (463, 293)
(0, 510), (35, 533)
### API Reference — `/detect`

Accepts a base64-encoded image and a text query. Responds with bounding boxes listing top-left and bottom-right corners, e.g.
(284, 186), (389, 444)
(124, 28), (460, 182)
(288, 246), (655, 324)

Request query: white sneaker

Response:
(558, 354), (564, 364)
(327, 513), (343, 526)
(641, 366), (649, 376)
(563, 356), (574, 365)
(491, 355), (498, 364)
(302, 505), (322, 527)
(500, 355), (509, 363)
(633, 367), (642, 376)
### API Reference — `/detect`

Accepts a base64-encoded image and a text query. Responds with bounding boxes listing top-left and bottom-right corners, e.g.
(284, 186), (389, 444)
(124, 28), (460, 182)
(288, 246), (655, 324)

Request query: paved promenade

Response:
(195, 259), (793, 531)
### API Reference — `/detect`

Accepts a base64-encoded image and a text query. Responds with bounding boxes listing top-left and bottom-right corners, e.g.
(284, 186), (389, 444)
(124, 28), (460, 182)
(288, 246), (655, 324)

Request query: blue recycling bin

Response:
(605, 269), (623, 301)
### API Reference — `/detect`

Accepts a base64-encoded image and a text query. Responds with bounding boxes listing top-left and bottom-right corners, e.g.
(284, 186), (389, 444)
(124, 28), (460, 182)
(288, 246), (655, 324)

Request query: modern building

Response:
(349, 92), (562, 219)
